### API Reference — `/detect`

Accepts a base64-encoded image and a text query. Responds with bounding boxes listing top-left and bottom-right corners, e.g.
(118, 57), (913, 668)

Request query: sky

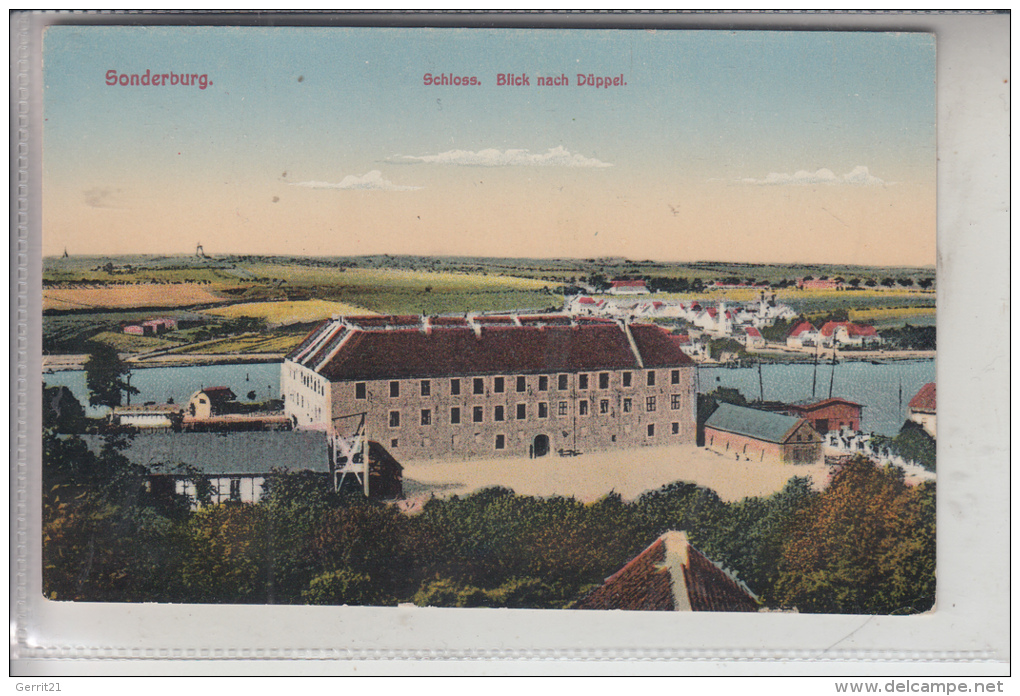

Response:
(42, 27), (936, 266)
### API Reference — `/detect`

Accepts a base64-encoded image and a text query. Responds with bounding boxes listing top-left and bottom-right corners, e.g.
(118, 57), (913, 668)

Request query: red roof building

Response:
(785, 397), (863, 435)
(577, 531), (759, 612)
(283, 315), (697, 461)
(818, 322), (882, 347)
(908, 383), (936, 438)
(606, 279), (650, 295)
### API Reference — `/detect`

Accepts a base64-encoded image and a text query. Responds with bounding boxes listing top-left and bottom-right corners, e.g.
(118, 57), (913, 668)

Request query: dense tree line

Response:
(42, 431), (935, 614)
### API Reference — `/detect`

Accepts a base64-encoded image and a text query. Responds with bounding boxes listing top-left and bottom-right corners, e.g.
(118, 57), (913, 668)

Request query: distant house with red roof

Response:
(796, 277), (844, 290)
(742, 326), (765, 349)
(786, 321), (818, 349)
(283, 314), (696, 461)
(908, 383), (936, 438)
(576, 531), (759, 612)
(606, 279), (650, 295)
(818, 321), (882, 348)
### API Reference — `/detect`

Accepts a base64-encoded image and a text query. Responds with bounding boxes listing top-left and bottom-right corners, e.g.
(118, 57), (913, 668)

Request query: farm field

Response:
(43, 283), (226, 311)
(849, 306), (937, 327)
(42, 254), (936, 357)
(203, 299), (376, 325)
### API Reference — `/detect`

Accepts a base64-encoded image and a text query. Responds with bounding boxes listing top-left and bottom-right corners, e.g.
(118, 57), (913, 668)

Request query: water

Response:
(698, 360), (935, 436)
(44, 359), (935, 436)
(43, 362), (282, 417)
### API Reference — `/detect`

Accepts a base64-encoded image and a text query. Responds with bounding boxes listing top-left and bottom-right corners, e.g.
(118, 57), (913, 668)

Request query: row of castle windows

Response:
(387, 421), (684, 450)
(356, 369), (685, 400)
(386, 394), (687, 428)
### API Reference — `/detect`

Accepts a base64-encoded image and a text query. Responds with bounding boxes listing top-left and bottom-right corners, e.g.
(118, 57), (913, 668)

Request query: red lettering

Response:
(105, 69), (117, 86)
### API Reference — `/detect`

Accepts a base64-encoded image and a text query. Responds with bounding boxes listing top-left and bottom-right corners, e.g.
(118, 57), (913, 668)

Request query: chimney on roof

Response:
(466, 313), (481, 338)
(422, 315), (432, 335)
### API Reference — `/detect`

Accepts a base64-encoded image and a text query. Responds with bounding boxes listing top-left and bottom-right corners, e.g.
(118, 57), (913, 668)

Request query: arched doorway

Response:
(532, 434), (550, 458)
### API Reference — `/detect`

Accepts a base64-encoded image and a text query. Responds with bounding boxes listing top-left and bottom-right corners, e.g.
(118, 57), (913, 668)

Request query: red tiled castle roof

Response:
(288, 315), (693, 381)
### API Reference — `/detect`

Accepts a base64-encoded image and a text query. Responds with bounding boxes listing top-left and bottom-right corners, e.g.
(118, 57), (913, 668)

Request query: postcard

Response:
(33, 23), (941, 623)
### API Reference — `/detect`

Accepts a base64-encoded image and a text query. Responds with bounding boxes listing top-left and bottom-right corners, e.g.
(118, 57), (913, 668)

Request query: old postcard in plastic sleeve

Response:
(25, 18), (978, 660)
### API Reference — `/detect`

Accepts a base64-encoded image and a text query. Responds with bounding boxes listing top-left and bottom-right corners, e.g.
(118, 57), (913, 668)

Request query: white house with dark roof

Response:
(282, 314), (697, 461)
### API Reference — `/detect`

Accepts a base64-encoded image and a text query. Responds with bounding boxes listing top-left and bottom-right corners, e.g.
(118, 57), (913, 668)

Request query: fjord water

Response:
(45, 359), (933, 437)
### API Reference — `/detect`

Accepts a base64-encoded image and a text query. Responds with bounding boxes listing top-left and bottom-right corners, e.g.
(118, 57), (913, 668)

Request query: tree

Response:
(773, 457), (935, 614)
(83, 342), (138, 409)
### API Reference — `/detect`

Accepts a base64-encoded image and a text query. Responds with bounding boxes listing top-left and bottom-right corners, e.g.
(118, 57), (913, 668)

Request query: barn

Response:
(704, 403), (822, 464)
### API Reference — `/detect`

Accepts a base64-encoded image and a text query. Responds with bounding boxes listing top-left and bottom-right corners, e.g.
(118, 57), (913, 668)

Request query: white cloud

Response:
(740, 166), (887, 186)
(290, 170), (422, 191)
(390, 145), (613, 168)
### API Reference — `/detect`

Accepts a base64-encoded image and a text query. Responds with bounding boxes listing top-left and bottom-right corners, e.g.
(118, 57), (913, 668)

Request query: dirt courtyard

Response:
(400, 444), (831, 505)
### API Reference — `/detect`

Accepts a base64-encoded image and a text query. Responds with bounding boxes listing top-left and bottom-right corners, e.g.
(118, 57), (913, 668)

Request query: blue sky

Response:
(43, 26), (936, 264)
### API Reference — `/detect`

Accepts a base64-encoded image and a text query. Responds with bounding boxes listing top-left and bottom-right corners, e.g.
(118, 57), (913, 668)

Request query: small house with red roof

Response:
(742, 326), (765, 349)
(908, 382), (936, 438)
(576, 530), (759, 612)
(786, 321), (818, 349)
(785, 397), (863, 435)
(606, 279), (650, 295)
(818, 321), (882, 348)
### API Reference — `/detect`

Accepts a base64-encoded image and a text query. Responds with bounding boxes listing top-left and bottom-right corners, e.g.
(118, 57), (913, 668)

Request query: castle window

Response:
(558, 374), (568, 390)
(647, 371), (656, 386)
(516, 376), (527, 392)
(623, 398), (632, 413)
(450, 378), (461, 395)
(672, 422), (680, 435)
(494, 377), (505, 393)
(450, 407), (461, 424)
(600, 399), (609, 415)
(389, 381), (400, 398)
(599, 373), (610, 389)
(473, 378), (485, 395)
(494, 405), (505, 422)
(647, 423), (656, 437)
(671, 370), (680, 384)
(558, 401), (568, 416)
(389, 411), (400, 428)
(578, 374), (589, 390)
(495, 434), (505, 450)
(623, 371), (632, 387)
(421, 380), (431, 397)
(538, 376), (549, 391)
(538, 402), (548, 419)
(579, 400), (589, 416)
(646, 396), (657, 412)
(671, 394), (682, 410)
(473, 406), (484, 423)
(516, 403), (526, 420)
(420, 409), (431, 426)
(355, 382), (366, 399)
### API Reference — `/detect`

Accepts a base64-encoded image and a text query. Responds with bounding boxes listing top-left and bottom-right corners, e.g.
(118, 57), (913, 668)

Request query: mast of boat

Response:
(758, 360), (764, 403)
(811, 343), (819, 398)
(828, 344), (837, 399)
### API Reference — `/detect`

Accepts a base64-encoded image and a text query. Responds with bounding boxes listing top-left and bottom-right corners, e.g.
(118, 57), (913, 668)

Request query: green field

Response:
(43, 254), (935, 355)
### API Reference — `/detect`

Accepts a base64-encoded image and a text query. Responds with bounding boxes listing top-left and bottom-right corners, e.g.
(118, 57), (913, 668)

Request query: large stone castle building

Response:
(282, 314), (697, 461)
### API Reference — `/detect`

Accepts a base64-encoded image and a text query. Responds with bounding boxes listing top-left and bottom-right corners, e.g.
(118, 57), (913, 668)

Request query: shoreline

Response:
(43, 352), (286, 372)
